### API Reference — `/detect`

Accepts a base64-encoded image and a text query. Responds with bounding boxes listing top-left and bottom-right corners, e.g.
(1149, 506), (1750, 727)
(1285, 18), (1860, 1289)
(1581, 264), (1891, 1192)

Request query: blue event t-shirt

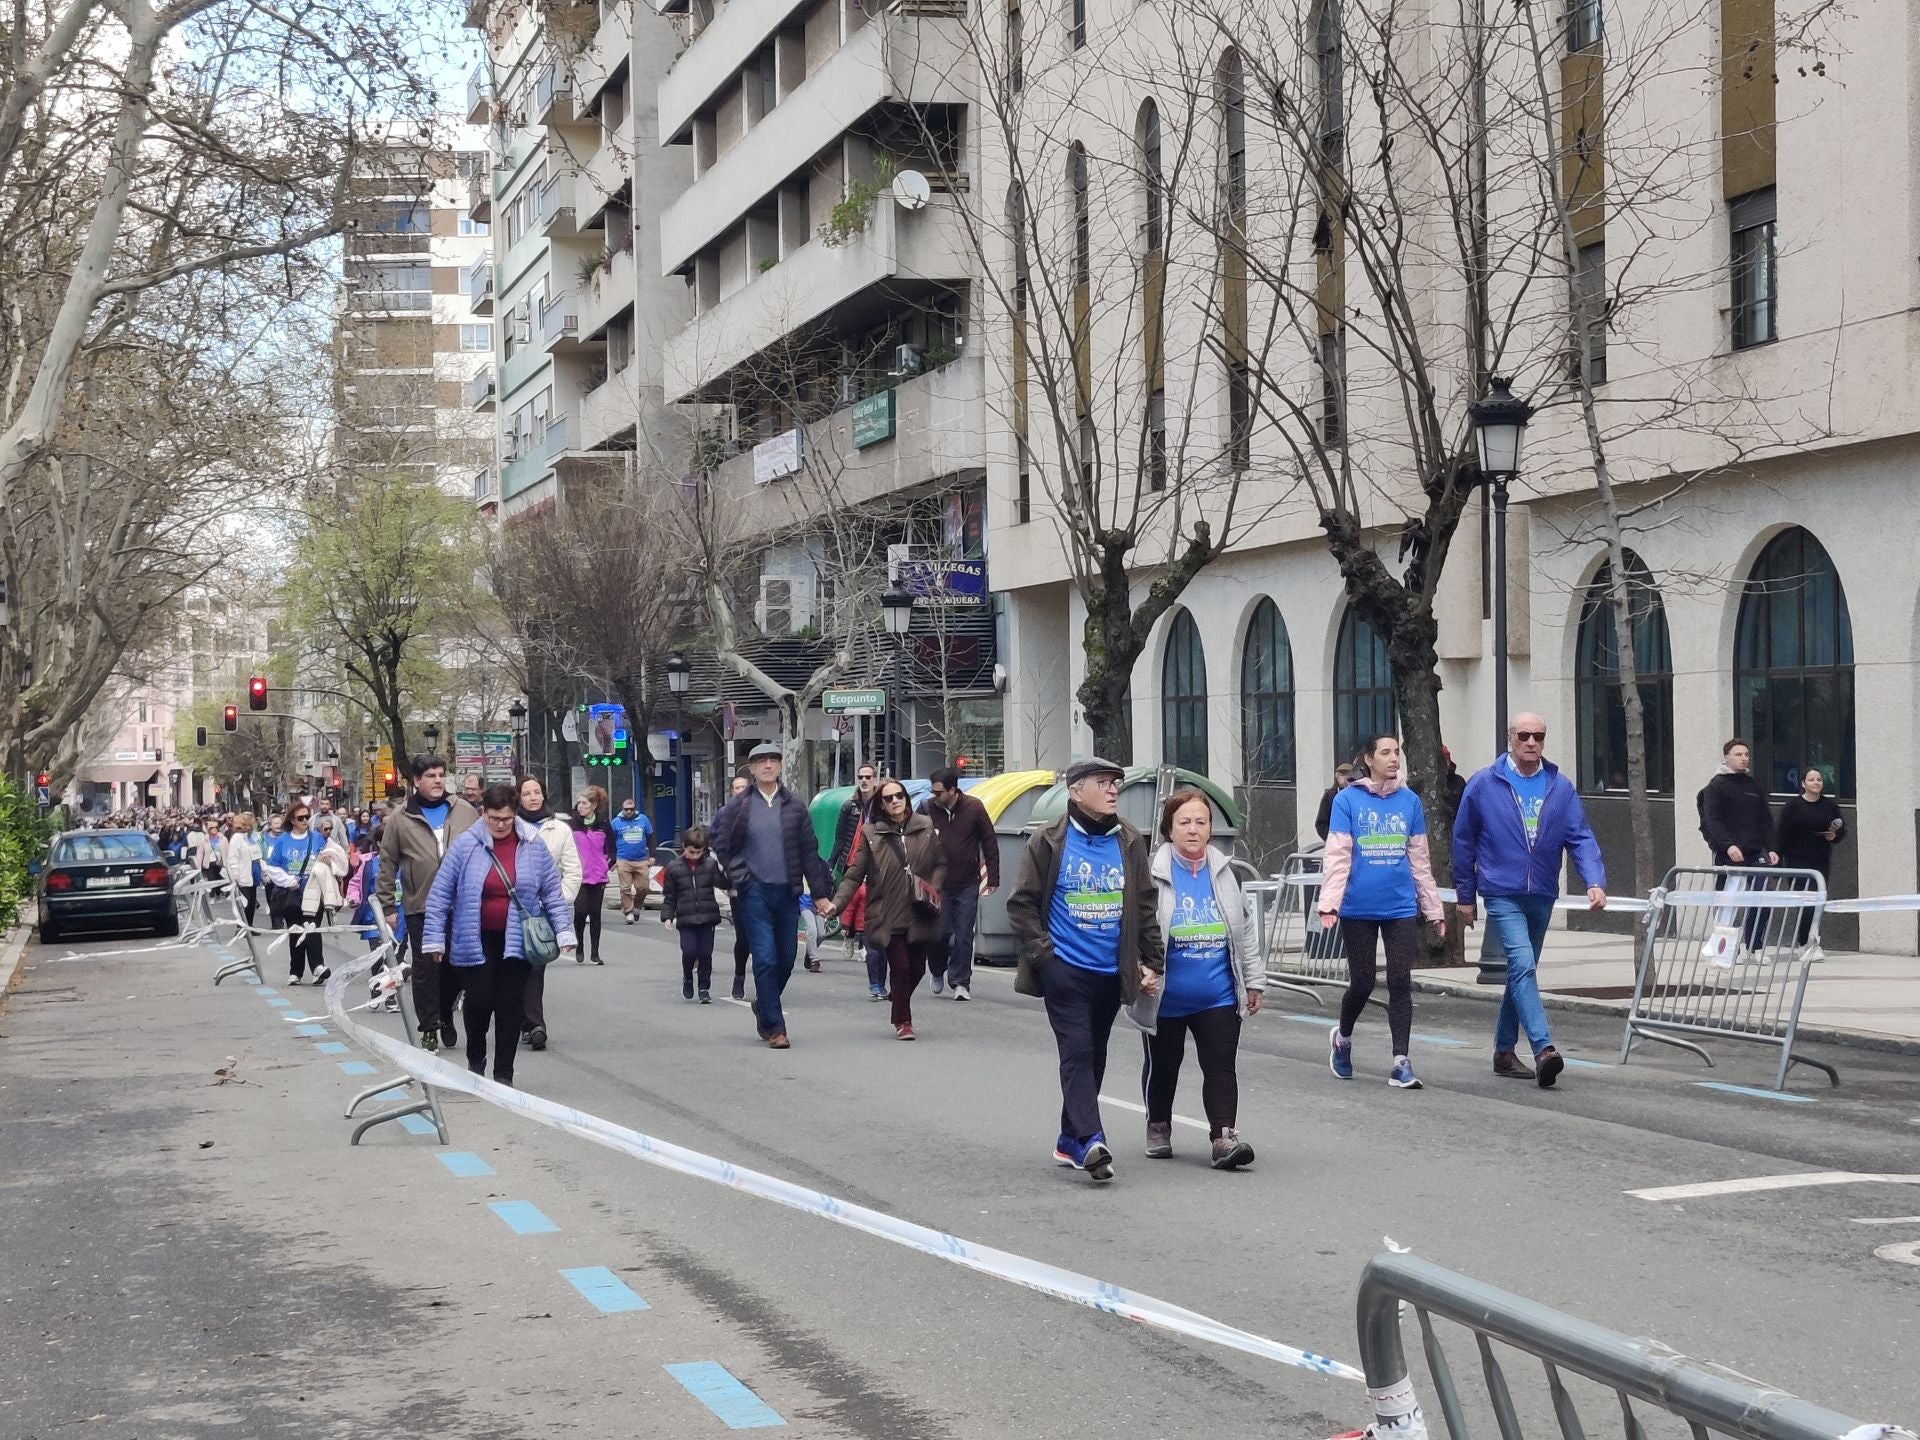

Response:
(1048, 824), (1126, 974)
(1328, 785), (1426, 921)
(610, 811), (653, 862)
(1506, 761), (1548, 848)
(1160, 858), (1236, 1018)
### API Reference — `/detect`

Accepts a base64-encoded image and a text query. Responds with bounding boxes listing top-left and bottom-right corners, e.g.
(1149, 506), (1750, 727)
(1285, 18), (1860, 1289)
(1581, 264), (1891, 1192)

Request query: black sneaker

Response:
(698, 990), (711, 1004)
(310, 965), (332, 983)
(440, 1024), (457, 1049)
(590, 954), (604, 966)
(683, 977), (695, 1000)
(528, 1025), (547, 1051)
(731, 980), (745, 1001)
(419, 1029), (439, 1054)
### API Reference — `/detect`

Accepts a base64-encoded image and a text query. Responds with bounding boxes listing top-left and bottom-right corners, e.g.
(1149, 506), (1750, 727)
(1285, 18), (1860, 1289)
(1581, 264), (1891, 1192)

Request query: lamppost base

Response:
(1475, 925), (1509, 986)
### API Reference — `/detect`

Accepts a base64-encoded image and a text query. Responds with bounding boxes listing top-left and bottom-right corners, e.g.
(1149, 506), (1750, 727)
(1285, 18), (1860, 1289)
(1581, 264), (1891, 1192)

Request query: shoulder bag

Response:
(889, 832), (942, 920)
(486, 845), (561, 965)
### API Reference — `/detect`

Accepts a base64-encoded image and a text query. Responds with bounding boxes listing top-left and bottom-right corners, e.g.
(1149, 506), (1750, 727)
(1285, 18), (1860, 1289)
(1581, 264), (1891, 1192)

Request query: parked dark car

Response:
(37, 829), (179, 943)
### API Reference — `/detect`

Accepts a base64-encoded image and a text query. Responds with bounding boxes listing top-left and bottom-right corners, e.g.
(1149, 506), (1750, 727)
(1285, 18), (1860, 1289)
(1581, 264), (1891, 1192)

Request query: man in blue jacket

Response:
(711, 742), (833, 1049)
(1453, 712), (1606, 1089)
(609, 797), (654, 923)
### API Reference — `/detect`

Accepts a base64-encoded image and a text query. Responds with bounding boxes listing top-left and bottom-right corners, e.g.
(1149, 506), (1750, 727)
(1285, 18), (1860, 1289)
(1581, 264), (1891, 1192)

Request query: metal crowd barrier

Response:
(1354, 1249), (1911, 1440)
(340, 907), (450, 1147)
(1619, 866), (1834, 1091)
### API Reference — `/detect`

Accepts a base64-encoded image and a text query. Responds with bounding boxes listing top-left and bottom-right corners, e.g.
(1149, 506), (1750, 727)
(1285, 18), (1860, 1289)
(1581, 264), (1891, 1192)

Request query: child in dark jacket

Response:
(661, 826), (731, 1004)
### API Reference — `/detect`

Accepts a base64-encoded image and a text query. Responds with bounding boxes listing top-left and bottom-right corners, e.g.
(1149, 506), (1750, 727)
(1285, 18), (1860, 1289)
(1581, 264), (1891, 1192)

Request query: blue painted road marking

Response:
(267, 998), (293, 1008)
(338, 1060), (376, 1075)
(562, 1266), (650, 1313)
(1695, 1081), (1817, 1104)
(1410, 1033), (1470, 1048)
(664, 1362), (785, 1428)
(255, 987), (277, 995)
(489, 1201), (559, 1235)
(1563, 1057), (1612, 1070)
(397, 1113), (438, 1136)
(294, 1024), (326, 1037)
(1282, 1013), (1332, 1026)
(314, 1041), (349, 1055)
(436, 1151), (494, 1178)
(376, 1087), (409, 1103)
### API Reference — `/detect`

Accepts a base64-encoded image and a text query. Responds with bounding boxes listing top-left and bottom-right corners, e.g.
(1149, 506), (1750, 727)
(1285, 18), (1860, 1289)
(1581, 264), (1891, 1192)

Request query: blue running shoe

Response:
(1388, 1059), (1423, 1090)
(1053, 1134), (1084, 1168)
(1329, 1025), (1354, 1080)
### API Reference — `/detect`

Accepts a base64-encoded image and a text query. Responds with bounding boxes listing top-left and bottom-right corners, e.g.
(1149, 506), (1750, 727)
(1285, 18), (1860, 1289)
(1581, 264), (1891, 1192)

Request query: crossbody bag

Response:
(888, 832), (942, 920)
(486, 848), (561, 964)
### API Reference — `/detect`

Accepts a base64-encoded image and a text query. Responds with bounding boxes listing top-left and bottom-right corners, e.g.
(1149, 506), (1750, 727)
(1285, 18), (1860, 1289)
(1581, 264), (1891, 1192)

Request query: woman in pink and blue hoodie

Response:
(1317, 734), (1445, 1090)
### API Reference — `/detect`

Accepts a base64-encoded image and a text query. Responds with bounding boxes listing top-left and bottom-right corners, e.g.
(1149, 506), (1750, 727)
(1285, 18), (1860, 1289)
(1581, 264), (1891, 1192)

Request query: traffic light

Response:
(247, 675), (268, 711)
(222, 704), (238, 732)
(35, 772), (49, 788)
(195, 725), (208, 748)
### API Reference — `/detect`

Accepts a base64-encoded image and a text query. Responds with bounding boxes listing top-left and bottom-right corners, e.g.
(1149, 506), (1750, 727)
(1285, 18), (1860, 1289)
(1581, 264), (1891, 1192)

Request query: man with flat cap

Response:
(711, 741), (833, 1049)
(1007, 757), (1163, 1183)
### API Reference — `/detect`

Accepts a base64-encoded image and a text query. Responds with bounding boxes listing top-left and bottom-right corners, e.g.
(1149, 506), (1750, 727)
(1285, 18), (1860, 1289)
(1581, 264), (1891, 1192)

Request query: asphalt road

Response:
(2, 912), (1916, 1439)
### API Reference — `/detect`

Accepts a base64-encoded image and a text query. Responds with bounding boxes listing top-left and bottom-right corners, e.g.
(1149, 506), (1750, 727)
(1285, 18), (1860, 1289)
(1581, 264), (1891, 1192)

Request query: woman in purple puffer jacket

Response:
(570, 784), (617, 965)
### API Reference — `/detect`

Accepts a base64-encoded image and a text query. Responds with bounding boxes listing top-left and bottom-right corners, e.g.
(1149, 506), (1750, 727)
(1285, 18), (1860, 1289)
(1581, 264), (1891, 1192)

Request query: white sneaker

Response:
(930, 977), (945, 995)
(952, 985), (970, 1002)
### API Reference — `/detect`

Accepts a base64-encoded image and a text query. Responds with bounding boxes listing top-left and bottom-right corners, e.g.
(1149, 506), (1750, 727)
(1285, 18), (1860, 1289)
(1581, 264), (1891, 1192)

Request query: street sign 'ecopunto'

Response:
(822, 689), (886, 716)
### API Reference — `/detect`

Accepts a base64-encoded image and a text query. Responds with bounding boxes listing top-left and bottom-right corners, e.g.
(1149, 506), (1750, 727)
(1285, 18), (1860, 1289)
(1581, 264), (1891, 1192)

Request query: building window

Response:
(1574, 552), (1673, 793)
(1240, 598), (1295, 783)
(1318, 329), (1344, 443)
(1333, 607), (1394, 762)
(1222, 52), (1246, 224)
(1572, 240), (1607, 383)
(1730, 186), (1777, 349)
(1140, 100), (1163, 254)
(459, 323), (491, 352)
(1069, 0), (1085, 51)
(458, 209), (489, 236)
(1315, 0), (1345, 169)
(1146, 389), (1167, 491)
(1077, 414), (1096, 490)
(370, 202), (429, 234)
(1016, 444), (1031, 524)
(1227, 361), (1251, 471)
(1162, 608), (1208, 774)
(1566, 0), (1602, 53)
(1734, 527), (1854, 798)
(1006, 0), (1023, 91)
(1070, 143), (1089, 287)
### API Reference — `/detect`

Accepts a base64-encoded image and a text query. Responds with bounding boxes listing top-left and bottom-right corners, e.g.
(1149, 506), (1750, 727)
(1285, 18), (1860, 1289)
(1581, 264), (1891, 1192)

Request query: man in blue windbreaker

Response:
(610, 796), (655, 923)
(1453, 712), (1606, 1090)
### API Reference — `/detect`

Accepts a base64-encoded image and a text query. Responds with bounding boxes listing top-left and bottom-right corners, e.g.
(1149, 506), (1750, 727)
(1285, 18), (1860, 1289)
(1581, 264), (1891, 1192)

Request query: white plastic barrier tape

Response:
(1822, 895), (1920, 915)
(1652, 890), (1825, 909)
(318, 951), (1363, 1383)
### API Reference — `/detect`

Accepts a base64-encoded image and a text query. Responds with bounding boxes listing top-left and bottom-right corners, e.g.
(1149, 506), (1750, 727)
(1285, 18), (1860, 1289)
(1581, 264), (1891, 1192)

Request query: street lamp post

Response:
(423, 722), (440, 755)
(507, 699), (529, 774)
(1470, 376), (1533, 986)
(666, 653), (690, 835)
(880, 589), (914, 775)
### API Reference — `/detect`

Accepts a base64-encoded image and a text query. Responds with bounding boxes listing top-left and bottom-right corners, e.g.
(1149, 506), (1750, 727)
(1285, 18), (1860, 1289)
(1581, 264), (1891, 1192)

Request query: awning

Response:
(77, 764), (163, 785)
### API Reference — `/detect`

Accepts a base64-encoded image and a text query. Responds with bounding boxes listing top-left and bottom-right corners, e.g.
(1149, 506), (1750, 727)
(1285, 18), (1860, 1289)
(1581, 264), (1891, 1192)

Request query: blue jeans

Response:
(1486, 894), (1556, 1053)
(930, 885), (980, 987)
(737, 882), (799, 1037)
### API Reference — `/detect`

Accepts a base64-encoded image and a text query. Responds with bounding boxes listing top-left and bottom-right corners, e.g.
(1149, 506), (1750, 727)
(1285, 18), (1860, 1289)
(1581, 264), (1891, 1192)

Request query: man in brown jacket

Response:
(920, 766), (999, 1001)
(1006, 757), (1162, 1183)
(376, 754), (478, 1051)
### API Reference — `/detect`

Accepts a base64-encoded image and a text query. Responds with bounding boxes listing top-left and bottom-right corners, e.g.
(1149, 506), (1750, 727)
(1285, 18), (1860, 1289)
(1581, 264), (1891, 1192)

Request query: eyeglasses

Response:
(291, 813), (310, 822)
(484, 812), (516, 824)
(1077, 776), (1122, 791)
(1514, 730), (1547, 742)
(881, 792), (909, 805)
(858, 773), (875, 781)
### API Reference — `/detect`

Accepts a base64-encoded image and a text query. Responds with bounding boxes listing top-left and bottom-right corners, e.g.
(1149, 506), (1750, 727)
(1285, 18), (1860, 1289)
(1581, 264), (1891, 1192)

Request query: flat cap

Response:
(747, 741), (784, 761)
(1062, 756), (1125, 785)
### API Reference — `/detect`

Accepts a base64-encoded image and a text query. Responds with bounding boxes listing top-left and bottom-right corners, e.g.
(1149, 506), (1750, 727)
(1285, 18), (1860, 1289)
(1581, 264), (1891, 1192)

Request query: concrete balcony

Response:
(466, 62), (490, 123)
(708, 353), (985, 537)
(466, 256), (494, 315)
(535, 172), (579, 239)
(532, 61), (592, 129)
(660, 13), (974, 273)
(663, 192), (974, 402)
(575, 6), (629, 109)
(580, 248), (637, 340)
(474, 466), (497, 508)
(467, 165), (493, 223)
(541, 293), (596, 352)
(466, 364), (496, 411)
(660, 0), (813, 143)
(573, 372), (641, 452)
(502, 416), (570, 501)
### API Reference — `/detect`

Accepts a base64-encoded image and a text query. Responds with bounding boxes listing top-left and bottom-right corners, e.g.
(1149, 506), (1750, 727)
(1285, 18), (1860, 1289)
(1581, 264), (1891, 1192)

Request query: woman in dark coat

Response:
(819, 779), (945, 1041)
(1774, 766), (1846, 944)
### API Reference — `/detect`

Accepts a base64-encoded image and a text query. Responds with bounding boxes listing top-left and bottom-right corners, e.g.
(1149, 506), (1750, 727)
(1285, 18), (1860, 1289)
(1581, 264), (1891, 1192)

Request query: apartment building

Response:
(648, 0), (1000, 777)
(466, 0), (695, 520)
(985, 0), (1918, 948)
(334, 122), (494, 499)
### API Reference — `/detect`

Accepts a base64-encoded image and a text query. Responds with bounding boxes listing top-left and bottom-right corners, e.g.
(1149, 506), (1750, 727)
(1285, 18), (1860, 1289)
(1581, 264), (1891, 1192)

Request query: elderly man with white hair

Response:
(1452, 713), (1607, 1090)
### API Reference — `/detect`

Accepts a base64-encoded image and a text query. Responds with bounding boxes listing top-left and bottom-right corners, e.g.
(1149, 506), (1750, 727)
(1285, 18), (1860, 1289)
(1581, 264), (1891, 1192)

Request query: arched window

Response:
(1240, 598), (1295, 783)
(1573, 552), (1674, 793)
(1333, 607), (1393, 762)
(1162, 609), (1209, 773)
(1734, 528), (1855, 797)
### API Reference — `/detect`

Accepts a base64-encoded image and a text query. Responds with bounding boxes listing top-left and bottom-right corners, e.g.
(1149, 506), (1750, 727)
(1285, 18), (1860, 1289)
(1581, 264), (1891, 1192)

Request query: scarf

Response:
(1067, 801), (1120, 836)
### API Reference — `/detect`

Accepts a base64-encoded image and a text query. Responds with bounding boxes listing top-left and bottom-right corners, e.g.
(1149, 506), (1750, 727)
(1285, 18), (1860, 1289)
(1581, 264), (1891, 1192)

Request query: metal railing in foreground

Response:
(1354, 1250), (1914, 1440)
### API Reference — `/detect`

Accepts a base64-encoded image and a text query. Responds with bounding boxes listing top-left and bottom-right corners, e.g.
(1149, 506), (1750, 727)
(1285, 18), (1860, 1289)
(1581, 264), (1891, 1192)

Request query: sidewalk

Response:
(1411, 926), (1920, 1050)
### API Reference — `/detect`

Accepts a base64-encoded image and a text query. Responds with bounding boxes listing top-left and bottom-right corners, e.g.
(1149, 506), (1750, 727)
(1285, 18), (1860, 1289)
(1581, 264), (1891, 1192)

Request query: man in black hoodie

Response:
(1701, 738), (1779, 952)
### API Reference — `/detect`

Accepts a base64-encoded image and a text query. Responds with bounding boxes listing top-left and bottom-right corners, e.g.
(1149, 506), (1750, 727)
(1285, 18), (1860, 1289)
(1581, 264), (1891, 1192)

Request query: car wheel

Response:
(155, 911), (180, 938)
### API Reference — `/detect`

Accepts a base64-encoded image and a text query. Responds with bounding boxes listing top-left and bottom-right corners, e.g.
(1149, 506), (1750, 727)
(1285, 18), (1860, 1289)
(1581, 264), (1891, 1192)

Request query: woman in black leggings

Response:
(569, 785), (615, 964)
(1318, 733), (1445, 1089)
(1141, 789), (1264, 1170)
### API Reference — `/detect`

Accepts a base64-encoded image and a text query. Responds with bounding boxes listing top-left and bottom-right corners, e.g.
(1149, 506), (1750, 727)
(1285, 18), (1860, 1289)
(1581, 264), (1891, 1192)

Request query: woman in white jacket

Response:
(1143, 788), (1264, 1171)
(223, 812), (263, 928)
(517, 774), (582, 1052)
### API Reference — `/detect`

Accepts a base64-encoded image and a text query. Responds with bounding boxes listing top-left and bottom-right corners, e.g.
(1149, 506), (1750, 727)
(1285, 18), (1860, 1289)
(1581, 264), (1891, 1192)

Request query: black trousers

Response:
(1141, 1004), (1242, 1137)
(1339, 917), (1417, 1057)
(1040, 953), (1123, 1143)
(574, 882), (606, 959)
(523, 961), (547, 1031)
(270, 889), (326, 978)
(406, 922), (463, 1037)
(239, 885), (259, 928)
(884, 934), (928, 1027)
(733, 923), (750, 982)
(680, 924), (716, 990)
(462, 930), (531, 1084)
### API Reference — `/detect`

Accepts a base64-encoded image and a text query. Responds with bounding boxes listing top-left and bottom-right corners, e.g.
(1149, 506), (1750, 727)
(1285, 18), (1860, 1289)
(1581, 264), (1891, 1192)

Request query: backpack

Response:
(1695, 784), (1711, 844)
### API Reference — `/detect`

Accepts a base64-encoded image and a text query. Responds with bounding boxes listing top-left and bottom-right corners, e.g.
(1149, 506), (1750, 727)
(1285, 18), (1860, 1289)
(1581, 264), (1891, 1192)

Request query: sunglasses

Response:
(880, 791), (909, 804)
(291, 813), (310, 821)
(1514, 730), (1546, 742)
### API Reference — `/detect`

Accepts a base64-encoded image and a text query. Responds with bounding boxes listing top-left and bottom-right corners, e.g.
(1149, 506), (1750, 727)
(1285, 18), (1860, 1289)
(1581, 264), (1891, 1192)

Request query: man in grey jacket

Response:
(1006, 757), (1163, 1183)
(377, 754), (478, 1051)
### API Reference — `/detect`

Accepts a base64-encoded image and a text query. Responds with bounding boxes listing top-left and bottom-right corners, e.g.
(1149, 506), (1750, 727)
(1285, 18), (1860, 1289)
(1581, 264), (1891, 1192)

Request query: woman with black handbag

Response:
(262, 800), (332, 985)
(819, 780), (945, 1040)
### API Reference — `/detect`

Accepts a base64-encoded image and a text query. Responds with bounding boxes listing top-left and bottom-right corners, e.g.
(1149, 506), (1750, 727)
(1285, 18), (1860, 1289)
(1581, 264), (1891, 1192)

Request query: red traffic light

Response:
(383, 770), (396, 785)
(35, 772), (49, 787)
(247, 675), (268, 711)
(222, 704), (238, 732)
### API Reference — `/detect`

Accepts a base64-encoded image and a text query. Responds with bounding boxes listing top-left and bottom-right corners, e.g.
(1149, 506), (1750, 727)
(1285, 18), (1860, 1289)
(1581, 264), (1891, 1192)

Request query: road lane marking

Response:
(1099, 1094), (1209, 1131)
(294, 1024), (326, 1037)
(1874, 1241), (1920, 1266)
(436, 1151), (494, 1178)
(267, 998), (293, 1008)
(665, 1362), (785, 1429)
(488, 1200), (558, 1235)
(314, 1041), (349, 1055)
(561, 1266), (650, 1313)
(375, 1087), (409, 1103)
(1851, 1216), (1920, 1225)
(338, 1061), (376, 1075)
(1694, 1081), (1817, 1103)
(1627, 1172), (1920, 1202)
(397, 1113), (438, 1136)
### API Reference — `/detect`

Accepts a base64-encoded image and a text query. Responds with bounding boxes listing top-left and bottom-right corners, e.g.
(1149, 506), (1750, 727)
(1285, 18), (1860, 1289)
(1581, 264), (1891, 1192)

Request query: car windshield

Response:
(53, 833), (161, 865)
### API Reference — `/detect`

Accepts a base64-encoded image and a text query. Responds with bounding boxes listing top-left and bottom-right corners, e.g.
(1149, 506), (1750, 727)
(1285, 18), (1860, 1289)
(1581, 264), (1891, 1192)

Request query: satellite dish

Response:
(892, 170), (931, 211)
